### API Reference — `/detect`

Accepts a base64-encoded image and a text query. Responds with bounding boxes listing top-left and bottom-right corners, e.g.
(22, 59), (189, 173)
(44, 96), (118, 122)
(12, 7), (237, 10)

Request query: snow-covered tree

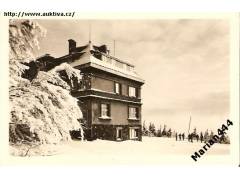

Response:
(142, 121), (148, 136)
(149, 123), (156, 136)
(9, 20), (84, 156)
(167, 128), (172, 137)
(156, 125), (162, 137)
(203, 129), (209, 143)
(162, 125), (167, 136)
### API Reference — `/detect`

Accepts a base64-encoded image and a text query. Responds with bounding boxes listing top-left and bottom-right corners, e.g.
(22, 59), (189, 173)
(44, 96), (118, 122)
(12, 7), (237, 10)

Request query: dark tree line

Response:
(142, 122), (230, 144)
(142, 121), (172, 138)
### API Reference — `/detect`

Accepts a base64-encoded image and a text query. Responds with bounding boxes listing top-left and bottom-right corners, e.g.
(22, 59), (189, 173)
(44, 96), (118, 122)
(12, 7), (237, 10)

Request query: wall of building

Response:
(91, 71), (142, 98)
(75, 67), (144, 141)
(91, 76), (114, 93)
(91, 99), (141, 126)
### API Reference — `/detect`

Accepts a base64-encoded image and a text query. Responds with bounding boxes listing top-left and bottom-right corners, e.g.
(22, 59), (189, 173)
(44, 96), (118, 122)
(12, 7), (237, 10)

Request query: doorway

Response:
(116, 127), (123, 141)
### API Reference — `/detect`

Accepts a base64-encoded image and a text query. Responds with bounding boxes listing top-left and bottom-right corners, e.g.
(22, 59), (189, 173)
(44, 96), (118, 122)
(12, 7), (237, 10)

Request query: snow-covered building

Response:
(37, 39), (144, 141)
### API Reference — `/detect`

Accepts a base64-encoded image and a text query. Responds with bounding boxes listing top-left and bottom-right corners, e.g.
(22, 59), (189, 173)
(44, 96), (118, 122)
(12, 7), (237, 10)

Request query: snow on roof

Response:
(69, 42), (145, 83)
(36, 53), (53, 60)
(36, 41), (145, 83)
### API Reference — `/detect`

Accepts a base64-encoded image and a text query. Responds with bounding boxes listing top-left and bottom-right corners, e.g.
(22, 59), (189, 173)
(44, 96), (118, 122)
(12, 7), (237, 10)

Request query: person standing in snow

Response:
(200, 132), (203, 143)
(176, 133), (178, 141)
(178, 133), (181, 141)
(188, 134), (193, 143)
(204, 130), (209, 143)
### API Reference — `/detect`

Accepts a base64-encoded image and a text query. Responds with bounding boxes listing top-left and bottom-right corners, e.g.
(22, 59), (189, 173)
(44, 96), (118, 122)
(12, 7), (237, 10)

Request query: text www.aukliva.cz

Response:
(4, 12), (75, 18)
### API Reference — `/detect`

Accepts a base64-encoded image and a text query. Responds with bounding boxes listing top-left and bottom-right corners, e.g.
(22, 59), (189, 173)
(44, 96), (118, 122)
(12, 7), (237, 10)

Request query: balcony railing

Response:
(71, 89), (141, 103)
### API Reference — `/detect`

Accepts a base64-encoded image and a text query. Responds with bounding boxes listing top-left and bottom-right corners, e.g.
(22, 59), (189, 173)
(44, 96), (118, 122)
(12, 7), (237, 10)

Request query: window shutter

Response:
(114, 82), (116, 93)
(135, 88), (139, 98)
(119, 83), (122, 95)
(107, 104), (111, 117)
(136, 107), (139, 119)
(99, 103), (102, 117)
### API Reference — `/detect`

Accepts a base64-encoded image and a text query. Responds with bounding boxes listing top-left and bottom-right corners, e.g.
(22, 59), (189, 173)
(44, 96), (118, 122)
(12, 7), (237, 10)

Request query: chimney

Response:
(68, 39), (76, 54)
(98, 45), (108, 54)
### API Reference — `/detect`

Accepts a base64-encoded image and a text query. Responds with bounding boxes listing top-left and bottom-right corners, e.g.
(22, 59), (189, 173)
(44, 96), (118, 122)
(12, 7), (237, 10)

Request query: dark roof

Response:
(74, 45), (89, 53)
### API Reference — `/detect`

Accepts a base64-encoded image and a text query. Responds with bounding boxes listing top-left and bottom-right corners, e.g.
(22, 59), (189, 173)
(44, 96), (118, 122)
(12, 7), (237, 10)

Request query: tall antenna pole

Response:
(113, 40), (116, 56)
(88, 21), (92, 43)
(188, 116), (191, 134)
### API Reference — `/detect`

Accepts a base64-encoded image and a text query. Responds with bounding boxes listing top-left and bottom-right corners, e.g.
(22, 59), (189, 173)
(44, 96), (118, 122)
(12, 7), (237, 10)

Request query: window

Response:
(128, 86), (136, 97)
(100, 103), (111, 118)
(128, 107), (139, 119)
(114, 82), (121, 94)
(129, 128), (139, 139)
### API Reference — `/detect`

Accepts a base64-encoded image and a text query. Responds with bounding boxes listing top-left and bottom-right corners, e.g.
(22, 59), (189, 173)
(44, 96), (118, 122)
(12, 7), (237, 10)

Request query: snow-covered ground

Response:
(7, 136), (230, 165)
(40, 136), (229, 165)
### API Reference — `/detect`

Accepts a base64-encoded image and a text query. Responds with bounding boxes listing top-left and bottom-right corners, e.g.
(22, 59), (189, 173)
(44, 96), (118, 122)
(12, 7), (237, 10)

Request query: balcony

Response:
(71, 89), (141, 104)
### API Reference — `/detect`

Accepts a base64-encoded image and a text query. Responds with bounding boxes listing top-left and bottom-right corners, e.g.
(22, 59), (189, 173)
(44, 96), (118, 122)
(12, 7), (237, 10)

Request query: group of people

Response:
(175, 133), (185, 141)
(175, 132), (204, 143)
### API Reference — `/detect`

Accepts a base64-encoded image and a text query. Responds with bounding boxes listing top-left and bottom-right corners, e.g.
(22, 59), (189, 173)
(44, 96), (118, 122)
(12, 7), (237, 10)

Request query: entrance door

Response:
(116, 127), (123, 141)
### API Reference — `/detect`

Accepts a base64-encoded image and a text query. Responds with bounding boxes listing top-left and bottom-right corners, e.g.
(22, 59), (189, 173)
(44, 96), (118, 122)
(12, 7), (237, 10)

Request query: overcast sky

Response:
(36, 19), (230, 133)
